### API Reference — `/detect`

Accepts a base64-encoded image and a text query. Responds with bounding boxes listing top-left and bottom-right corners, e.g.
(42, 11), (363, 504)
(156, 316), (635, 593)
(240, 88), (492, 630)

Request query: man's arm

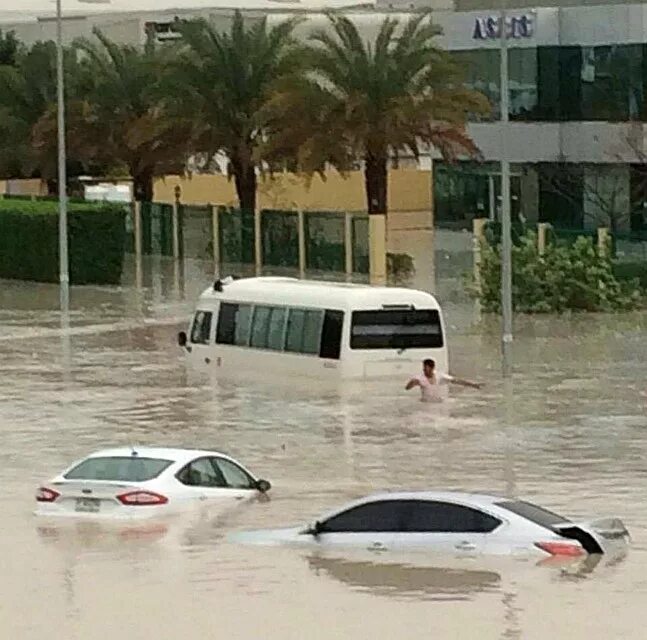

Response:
(447, 375), (482, 389)
(405, 378), (420, 391)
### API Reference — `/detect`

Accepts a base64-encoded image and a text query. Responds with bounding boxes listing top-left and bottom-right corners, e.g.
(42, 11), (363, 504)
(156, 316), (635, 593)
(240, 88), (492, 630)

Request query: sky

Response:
(0, 0), (374, 23)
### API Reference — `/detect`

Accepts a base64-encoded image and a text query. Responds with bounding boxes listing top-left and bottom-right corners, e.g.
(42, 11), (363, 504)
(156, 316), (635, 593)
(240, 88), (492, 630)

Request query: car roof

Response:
(319, 491), (509, 520)
(83, 447), (237, 466)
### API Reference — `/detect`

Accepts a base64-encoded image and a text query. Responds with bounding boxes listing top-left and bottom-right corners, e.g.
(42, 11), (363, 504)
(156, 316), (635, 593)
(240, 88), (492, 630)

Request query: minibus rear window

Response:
(350, 309), (443, 350)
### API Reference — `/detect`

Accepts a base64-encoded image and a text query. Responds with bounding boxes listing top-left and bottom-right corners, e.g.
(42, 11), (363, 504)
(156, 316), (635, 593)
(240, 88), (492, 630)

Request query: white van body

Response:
(179, 277), (448, 379)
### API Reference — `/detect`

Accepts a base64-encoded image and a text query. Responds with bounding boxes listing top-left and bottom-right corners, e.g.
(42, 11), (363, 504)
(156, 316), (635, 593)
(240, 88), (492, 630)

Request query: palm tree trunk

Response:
(364, 154), (388, 215)
(364, 153), (388, 285)
(133, 169), (154, 203)
(231, 157), (257, 213)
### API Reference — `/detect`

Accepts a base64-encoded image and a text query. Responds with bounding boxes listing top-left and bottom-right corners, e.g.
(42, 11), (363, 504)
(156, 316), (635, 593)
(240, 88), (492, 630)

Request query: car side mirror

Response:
(177, 331), (187, 347)
(255, 479), (271, 493)
(305, 520), (323, 536)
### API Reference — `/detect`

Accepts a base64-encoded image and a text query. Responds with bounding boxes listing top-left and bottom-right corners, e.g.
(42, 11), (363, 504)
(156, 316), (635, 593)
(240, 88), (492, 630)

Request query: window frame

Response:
(212, 457), (256, 490)
(349, 309), (444, 351)
(63, 456), (173, 482)
(175, 456), (227, 488)
(399, 500), (502, 534)
(318, 500), (407, 533)
(190, 310), (213, 345)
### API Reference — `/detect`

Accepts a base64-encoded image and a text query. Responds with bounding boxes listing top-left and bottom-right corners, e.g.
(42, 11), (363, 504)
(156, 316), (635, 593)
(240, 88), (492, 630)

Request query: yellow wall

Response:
(154, 168), (432, 216)
(1, 178), (48, 197)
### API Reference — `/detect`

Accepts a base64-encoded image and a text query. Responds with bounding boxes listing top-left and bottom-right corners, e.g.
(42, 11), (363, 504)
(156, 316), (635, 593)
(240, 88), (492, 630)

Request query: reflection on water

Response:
(2, 256), (647, 639)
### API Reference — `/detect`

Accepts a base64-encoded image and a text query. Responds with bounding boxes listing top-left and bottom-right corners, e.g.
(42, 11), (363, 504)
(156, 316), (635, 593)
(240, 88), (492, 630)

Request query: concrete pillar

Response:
(472, 217), (488, 293)
(298, 210), (306, 279)
(537, 222), (551, 256)
(369, 214), (387, 286)
(344, 212), (353, 280)
(598, 227), (610, 257)
(133, 200), (143, 290)
(211, 205), (220, 277)
(254, 208), (262, 276)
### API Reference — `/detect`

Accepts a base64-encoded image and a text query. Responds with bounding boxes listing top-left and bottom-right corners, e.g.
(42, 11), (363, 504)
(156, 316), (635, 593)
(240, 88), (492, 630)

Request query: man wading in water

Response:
(405, 358), (482, 403)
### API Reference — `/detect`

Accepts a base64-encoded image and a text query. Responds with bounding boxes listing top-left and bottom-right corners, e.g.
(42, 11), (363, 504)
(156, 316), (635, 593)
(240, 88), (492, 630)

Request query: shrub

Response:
(613, 261), (647, 290)
(0, 200), (127, 285)
(387, 252), (415, 282)
(471, 230), (643, 313)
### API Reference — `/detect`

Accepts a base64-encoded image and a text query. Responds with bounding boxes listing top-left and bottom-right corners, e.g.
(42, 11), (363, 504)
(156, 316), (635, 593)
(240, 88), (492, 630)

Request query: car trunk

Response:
(50, 480), (140, 515)
(553, 517), (629, 554)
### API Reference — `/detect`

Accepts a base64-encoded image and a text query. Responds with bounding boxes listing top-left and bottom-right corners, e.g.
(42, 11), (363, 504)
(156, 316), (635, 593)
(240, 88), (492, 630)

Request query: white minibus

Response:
(177, 277), (448, 379)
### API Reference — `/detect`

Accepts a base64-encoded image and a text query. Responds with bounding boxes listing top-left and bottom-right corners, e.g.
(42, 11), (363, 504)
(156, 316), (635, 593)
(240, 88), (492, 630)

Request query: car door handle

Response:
(454, 541), (477, 551)
(367, 541), (387, 552)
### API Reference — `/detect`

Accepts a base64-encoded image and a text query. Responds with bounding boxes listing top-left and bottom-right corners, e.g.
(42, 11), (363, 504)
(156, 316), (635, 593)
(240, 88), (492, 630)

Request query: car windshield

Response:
(63, 456), (173, 482)
(496, 500), (570, 530)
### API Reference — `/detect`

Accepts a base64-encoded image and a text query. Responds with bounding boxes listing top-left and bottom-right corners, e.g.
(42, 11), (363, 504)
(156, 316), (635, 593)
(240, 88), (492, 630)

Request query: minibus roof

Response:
(198, 277), (441, 311)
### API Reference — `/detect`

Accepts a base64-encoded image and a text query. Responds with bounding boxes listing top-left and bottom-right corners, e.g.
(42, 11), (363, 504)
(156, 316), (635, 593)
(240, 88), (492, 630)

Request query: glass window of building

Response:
(509, 48), (538, 121)
(580, 45), (643, 121)
(451, 49), (500, 120)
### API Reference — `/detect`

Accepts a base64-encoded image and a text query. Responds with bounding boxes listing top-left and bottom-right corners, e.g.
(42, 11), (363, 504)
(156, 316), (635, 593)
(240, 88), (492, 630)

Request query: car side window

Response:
(400, 500), (501, 533)
(176, 457), (226, 488)
(319, 500), (405, 533)
(213, 457), (254, 489)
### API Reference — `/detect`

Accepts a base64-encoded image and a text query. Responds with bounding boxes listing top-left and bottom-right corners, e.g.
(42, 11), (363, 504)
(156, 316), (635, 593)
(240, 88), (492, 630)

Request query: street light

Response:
(499, 3), (513, 377)
(56, 0), (111, 314)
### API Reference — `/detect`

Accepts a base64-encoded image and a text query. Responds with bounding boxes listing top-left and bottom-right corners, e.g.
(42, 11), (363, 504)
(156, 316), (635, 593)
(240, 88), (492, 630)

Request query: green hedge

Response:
(613, 261), (647, 290)
(0, 200), (127, 285)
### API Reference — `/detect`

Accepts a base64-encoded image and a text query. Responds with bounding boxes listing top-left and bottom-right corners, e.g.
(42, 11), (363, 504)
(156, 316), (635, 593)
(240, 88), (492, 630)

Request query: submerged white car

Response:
(231, 491), (629, 558)
(35, 447), (271, 519)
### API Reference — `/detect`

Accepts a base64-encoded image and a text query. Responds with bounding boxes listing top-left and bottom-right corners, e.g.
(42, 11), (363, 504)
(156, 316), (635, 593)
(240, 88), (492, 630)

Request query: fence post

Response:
(172, 186), (181, 261)
(344, 212), (353, 279)
(597, 227), (610, 257)
(298, 209), (306, 279)
(472, 217), (488, 295)
(537, 222), (550, 256)
(254, 208), (262, 276)
(133, 200), (143, 289)
(211, 204), (220, 277)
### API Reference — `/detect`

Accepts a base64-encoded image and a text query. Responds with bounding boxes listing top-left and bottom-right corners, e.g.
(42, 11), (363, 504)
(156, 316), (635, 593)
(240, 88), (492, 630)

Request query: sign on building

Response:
(473, 15), (534, 40)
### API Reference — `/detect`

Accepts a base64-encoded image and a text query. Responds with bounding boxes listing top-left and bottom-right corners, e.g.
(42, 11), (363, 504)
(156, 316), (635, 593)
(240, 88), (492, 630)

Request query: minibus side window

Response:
(250, 305), (287, 351)
(216, 303), (252, 346)
(190, 310), (213, 345)
(319, 310), (344, 360)
(286, 309), (324, 355)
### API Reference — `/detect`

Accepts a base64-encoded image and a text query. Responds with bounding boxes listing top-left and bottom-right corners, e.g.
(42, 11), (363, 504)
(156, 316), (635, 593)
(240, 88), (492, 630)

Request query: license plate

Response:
(75, 498), (100, 513)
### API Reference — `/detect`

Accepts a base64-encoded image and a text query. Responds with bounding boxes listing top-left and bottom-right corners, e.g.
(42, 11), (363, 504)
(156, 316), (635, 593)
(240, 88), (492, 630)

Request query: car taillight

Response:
(535, 541), (585, 556)
(36, 487), (60, 503)
(117, 491), (168, 506)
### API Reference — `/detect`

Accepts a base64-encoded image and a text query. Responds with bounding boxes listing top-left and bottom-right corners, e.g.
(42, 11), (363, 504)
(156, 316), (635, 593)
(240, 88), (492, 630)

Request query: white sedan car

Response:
(231, 491), (629, 558)
(35, 447), (271, 520)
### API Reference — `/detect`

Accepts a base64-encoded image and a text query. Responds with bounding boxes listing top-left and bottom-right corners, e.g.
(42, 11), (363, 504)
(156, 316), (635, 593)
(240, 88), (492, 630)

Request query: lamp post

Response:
(56, 0), (111, 314)
(55, 0), (69, 313)
(499, 5), (513, 377)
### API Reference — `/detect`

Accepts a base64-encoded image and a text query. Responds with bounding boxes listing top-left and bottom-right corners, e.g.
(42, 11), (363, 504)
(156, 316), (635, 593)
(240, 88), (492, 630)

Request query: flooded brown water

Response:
(2, 261), (647, 639)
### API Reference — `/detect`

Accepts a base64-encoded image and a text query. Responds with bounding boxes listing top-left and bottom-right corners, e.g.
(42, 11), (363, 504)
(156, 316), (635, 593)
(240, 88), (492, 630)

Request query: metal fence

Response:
(127, 202), (369, 278)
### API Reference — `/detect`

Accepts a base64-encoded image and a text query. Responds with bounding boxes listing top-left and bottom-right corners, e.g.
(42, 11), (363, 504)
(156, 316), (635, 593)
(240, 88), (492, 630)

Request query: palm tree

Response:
(35, 29), (191, 201)
(0, 41), (60, 182)
(174, 11), (304, 212)
(273, 11), (487, 217)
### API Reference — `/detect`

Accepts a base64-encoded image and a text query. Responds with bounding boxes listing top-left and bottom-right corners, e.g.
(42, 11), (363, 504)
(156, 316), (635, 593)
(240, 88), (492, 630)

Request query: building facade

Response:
(4, 2), (647, 233)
